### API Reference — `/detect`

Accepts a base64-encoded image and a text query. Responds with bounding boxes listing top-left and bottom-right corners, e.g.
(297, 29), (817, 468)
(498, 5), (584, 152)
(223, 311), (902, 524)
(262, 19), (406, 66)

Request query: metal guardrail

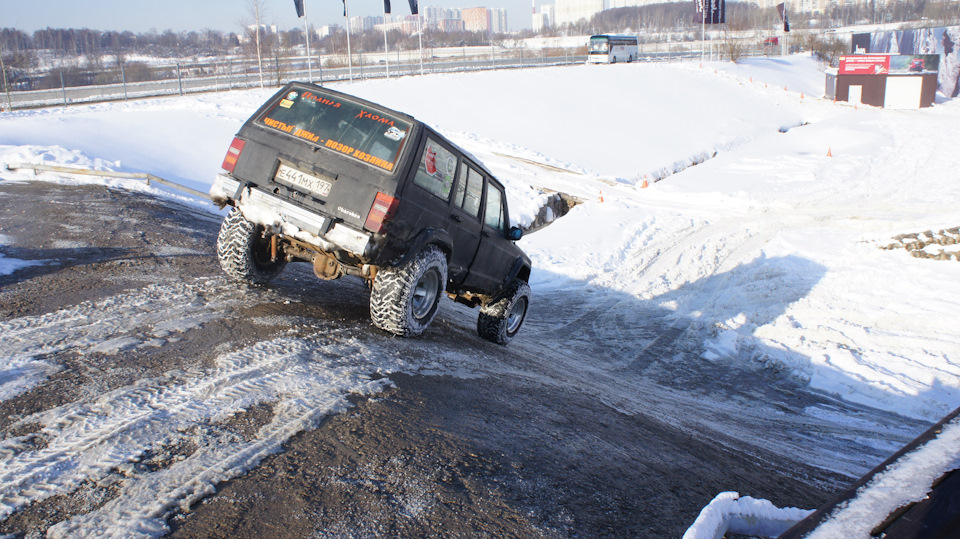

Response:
(779, 405), (960, 538)
(0, 47), (739, 111)
(1, 54), (587, 110)
(4, 163), (211, 200)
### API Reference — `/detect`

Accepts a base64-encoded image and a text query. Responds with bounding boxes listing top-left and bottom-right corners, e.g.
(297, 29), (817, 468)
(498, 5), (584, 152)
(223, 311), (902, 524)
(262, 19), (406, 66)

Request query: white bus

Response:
(586, 34), (640, 64)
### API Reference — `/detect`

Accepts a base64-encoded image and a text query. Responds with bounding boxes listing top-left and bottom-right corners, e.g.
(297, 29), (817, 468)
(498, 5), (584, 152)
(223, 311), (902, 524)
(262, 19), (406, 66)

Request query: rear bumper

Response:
(210, 173), (372, 258)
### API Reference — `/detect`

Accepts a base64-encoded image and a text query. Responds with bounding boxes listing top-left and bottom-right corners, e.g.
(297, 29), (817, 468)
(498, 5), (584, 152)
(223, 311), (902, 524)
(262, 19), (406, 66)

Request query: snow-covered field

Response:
(2, 55), (959, 536)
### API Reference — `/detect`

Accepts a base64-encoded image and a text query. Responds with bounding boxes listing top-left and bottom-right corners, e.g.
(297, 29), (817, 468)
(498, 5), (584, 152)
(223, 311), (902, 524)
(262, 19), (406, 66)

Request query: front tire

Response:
(216, 208), (286, 285)
(370, 245), (448, 337)
(477, 281), (531, 345)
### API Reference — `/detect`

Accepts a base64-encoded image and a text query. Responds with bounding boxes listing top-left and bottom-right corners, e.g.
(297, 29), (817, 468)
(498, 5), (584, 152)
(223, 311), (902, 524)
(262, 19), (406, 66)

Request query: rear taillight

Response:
(364, 192), (399, 233)
(221, 137), (246, 173)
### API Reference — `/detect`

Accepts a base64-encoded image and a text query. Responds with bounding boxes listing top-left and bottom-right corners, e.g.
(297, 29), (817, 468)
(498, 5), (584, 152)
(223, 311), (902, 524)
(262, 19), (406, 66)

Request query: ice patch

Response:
(0, 253), (42, 276)
(0, 234), (44, 276)
(87, 336), (141, 355)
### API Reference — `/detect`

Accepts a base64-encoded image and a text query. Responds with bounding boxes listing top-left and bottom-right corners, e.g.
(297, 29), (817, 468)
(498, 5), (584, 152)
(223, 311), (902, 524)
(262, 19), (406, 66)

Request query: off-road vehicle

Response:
(210, 83), (532, 343)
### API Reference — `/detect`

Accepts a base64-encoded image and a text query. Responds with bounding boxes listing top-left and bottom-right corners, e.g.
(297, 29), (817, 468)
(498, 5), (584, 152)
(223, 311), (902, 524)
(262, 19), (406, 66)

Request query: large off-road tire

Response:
(216, 208), (287, 285)
(370, 245), (448, 337)
(477, 280), (531, 345)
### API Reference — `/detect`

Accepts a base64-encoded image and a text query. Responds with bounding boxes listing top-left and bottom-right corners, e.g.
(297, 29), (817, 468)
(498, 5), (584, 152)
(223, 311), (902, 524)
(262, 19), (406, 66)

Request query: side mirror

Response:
(507, 226), (523, 241)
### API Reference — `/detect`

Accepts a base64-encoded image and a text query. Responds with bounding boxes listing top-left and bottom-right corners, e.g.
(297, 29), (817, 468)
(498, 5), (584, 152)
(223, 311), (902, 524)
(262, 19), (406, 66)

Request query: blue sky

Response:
(3, 0), (535, 33)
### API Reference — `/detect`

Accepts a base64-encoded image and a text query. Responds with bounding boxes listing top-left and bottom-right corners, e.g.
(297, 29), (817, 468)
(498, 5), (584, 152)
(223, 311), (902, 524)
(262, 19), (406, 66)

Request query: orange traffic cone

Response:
(827, 148), (832, 157)
(641, 179), (649, 188)
(599, 190), (604, 203)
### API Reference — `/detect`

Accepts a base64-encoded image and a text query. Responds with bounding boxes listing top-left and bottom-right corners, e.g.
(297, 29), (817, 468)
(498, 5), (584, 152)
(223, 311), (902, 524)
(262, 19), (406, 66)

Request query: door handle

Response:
(450, 214), (463, 222)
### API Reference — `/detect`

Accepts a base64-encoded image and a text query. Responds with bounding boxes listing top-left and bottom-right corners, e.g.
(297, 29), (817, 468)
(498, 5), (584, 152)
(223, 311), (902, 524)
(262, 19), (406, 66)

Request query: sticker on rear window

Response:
(279, 99), (294, 108)
(384, 126), (406, 141)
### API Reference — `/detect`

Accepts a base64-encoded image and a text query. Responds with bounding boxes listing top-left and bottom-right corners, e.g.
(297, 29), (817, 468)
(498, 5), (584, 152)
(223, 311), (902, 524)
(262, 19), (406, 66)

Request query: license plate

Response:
(274, 164), (333, 197)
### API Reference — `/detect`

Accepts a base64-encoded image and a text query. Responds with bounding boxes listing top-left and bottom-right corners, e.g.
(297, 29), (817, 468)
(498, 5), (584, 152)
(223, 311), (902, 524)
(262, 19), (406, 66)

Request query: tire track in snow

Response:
(0, 278), (249, 402)
(1, 334), (402, 538)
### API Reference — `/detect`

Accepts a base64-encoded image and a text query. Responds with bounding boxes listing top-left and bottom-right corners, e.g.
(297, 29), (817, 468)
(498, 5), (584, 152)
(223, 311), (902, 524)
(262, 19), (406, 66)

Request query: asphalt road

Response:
(0, 181), (926, 537)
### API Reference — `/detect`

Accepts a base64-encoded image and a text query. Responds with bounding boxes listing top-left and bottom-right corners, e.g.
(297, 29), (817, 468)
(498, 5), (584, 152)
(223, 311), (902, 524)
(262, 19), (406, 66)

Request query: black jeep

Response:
(209, 83), (532, 344)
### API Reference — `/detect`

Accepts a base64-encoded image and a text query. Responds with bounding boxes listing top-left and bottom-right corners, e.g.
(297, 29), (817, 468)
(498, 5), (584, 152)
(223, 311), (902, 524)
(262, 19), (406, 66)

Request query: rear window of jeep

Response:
(257, 88), (411, 172)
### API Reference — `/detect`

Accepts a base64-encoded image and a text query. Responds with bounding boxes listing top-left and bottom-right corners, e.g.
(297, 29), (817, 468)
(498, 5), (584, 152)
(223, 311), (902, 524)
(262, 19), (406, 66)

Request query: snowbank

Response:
(682, 491), (813, 539)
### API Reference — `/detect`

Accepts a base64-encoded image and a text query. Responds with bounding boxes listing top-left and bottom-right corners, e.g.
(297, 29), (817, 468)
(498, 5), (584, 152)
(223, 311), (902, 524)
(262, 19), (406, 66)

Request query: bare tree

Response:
(1, 42), (12, 110)
(243, 0), (268, 88)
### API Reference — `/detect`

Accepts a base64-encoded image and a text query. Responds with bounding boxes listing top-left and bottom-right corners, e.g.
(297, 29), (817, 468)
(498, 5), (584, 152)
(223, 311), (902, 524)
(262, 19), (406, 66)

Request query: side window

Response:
(483, 183), (507, 232)
(413, 138), (457, 201)
(454, 165), (484, 219)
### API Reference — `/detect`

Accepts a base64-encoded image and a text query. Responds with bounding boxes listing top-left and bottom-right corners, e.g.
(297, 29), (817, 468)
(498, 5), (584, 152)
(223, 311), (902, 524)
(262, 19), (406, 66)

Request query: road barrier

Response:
(5, 163), (210, 200)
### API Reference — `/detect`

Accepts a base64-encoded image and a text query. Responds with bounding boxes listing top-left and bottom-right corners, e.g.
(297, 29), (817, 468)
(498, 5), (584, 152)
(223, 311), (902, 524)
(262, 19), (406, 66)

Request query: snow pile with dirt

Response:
(1, 55), (960, 537)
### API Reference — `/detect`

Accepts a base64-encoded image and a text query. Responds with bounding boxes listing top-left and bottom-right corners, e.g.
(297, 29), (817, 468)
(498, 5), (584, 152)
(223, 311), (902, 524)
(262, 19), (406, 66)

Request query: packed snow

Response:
(682, 491), (813, 539)
(2, 55), (959, 537)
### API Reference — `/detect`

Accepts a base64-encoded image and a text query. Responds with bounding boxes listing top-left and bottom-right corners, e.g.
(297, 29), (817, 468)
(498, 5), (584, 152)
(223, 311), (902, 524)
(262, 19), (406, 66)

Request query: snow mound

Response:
(683, 491), (813, 539)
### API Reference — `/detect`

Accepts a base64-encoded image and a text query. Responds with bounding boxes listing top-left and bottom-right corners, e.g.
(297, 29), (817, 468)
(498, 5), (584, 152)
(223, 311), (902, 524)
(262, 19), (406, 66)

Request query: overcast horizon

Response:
(3, 0), (537, 34)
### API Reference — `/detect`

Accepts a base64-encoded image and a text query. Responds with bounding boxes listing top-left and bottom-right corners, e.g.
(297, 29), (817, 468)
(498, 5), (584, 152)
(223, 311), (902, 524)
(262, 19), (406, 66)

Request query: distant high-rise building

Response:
(440, 18), (466, 32)
(423, 6), (463, 29)
(459, 7), (507, 34)
(462, 7), (492, 33)
(491, 8), (509, 33)
(246, 24), (278, 36)
(533, 3), (555, 31)
(317, 25), (337, 39)
(348, 15), (382, 33)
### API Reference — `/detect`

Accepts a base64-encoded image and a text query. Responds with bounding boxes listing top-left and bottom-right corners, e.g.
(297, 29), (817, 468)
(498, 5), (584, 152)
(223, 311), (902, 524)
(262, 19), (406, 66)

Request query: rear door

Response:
(462, 179), (516, 294)
(446, 162), (484, 286)
(404, 136), (498, 286)
(403, 135), (461, 254)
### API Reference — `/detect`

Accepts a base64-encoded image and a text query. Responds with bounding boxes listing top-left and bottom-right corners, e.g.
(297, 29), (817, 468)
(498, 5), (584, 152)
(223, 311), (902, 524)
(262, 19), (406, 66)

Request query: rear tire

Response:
(216, 208), (286, 285)
(477, 281), (531, 345)
(370, 245), (447, 337)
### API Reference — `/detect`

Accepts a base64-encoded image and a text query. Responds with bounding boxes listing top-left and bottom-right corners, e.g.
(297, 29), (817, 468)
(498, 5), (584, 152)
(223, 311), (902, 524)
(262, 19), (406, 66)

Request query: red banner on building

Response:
(839, 55), (890, 75)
